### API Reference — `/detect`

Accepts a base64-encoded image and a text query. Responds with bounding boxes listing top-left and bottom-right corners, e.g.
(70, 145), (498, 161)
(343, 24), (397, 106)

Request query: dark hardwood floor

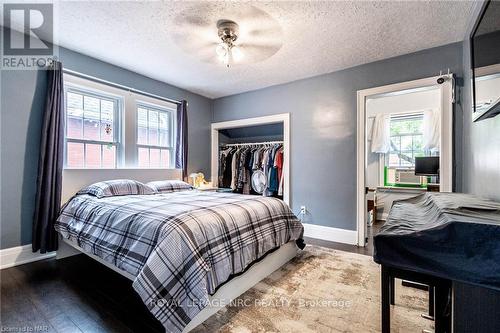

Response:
(0, 221), (384, 332)
(0, 254), (164, 333)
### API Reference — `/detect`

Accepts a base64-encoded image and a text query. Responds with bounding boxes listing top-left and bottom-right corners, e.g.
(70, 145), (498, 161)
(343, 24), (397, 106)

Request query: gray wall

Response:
(213, 43), (464, 230)
(0, 44), (212, 249)
(461, 2), (500, 201)
(455, 3), (500, 325)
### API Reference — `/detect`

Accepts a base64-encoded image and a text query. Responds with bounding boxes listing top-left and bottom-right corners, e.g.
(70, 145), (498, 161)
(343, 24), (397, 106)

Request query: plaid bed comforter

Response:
(55, 190), (303, 333)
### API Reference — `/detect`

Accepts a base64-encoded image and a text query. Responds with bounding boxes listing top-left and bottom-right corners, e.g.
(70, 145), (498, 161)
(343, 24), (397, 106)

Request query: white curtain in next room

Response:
(371, 114), (391, 153)
(423, 108), (441, 150)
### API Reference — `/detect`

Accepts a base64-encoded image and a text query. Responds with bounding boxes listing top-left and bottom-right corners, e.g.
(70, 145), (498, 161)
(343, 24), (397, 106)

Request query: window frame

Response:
(63, 82), (124, 169)
(135, 100), (176, 169)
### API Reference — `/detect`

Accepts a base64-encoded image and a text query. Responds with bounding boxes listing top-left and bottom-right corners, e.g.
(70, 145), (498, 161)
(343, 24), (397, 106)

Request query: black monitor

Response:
(415, 157), (439, 176)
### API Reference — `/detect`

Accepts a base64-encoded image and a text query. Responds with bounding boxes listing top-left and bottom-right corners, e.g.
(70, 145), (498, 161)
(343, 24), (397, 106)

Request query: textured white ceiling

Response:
(48, 1), (474, 98)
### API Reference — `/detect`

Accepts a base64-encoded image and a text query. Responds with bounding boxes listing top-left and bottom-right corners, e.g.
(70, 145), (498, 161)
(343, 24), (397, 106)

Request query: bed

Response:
(55, 171), (304, 333)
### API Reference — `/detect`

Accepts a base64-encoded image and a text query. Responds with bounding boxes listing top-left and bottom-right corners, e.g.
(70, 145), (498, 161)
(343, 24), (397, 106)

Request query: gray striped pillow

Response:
(146, 180), (193, 193)
(78, 179), (157, 198)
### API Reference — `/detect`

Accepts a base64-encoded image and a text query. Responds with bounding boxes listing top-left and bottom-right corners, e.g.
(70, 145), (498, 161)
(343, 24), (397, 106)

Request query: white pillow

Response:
(78, 179), (157, 198)
(146, 180), (193, 193)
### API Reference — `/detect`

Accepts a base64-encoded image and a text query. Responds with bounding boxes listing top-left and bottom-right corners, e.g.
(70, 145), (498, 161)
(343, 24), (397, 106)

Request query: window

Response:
(65, 88), (121, 168)
(387, 114), (424, 168)
(63, 74), (177, 169)
(137, 104), (173, 168)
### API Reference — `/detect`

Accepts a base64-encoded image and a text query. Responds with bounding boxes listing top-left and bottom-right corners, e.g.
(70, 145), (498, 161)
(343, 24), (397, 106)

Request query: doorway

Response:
(356, 75), (454, 247)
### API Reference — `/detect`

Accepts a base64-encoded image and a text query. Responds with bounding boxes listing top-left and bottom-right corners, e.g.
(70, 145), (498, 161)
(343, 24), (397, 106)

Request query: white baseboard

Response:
(0, 244), (56, 269)
(302, 223), (358, 245)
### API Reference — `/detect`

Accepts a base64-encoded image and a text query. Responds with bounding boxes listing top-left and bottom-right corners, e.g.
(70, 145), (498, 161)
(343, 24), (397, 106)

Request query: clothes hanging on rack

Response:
(218, 141), (284, 198)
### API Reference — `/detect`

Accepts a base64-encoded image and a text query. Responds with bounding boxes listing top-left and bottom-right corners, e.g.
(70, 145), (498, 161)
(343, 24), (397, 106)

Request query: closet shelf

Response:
(220, 141), (283, 147)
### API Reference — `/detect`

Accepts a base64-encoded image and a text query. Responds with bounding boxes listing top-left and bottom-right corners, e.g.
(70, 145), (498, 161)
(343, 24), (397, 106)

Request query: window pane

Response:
(137, 108), (148, 127)
(388, 153), (399, 167)
(67, 92), (83, 108)
(159, 112), (169, 129)
(138, 127), (148, 146)
(83, 117), (100, 140)
(148, 110), (159, 146)
(67, 142), (84, 168)
(159, 112), (169, 147)
(102, 144), (116, 168)
(390, 136), (400, 152)
(67, 116), (83, 139)
(85, 144), (101, 168)
(138, 147), (149, 168)
(401, 136), (412, 152)
(150, 148), (160, 168)
(67, 92), (83, 117)
(160, 149), (170, 168)
(400, 152), (413, 166)
(413, 135), (423, 152)
(137, 108), (148, 145)
(101, 100), (114, 142)
(66, 92), (83, 139)
(84, 96), (100, 140)
(159, 129), (169, 147)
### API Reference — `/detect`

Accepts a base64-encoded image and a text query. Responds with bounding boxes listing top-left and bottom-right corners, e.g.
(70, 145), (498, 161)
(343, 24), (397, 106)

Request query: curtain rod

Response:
(62, 68), (182, 106)
(221, 141), (283, 147)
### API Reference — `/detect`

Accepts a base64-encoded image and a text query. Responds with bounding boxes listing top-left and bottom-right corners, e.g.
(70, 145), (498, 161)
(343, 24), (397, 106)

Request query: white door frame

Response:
(211, 113), (291, 205)
(356, 75), (454, 246)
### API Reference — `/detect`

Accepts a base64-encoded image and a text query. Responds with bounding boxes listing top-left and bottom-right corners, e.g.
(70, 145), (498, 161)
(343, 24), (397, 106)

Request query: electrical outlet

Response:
(300, 206), (307, 214)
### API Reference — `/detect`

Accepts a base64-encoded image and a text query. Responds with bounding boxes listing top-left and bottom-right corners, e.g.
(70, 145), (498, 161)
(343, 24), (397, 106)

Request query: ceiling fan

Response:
(215, 19), (242, 67)
(170, 4), (283, 67)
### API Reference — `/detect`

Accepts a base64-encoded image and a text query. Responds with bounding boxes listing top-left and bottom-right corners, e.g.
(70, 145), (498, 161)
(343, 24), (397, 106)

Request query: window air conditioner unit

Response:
(395, 169), (421, 186)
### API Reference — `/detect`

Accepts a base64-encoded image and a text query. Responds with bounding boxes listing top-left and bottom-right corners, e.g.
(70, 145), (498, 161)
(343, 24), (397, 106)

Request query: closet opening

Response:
(211, 114), (290, 205)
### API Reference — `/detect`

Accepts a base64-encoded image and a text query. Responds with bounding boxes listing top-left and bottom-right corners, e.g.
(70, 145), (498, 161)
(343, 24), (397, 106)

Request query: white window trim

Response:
(63, 80), (124, 169)
(135, 100), (176, 168)
(63, 73), (177, 169)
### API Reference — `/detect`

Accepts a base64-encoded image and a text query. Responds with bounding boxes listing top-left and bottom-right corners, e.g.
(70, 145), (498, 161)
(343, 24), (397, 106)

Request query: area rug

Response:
(192, 245), (433, 333)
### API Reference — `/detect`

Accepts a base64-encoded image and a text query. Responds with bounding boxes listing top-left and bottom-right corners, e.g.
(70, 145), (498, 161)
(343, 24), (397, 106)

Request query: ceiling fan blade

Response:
(245, 26), (283, 38)
(170, 30), (218, 50)
(238, 41), (282, 48)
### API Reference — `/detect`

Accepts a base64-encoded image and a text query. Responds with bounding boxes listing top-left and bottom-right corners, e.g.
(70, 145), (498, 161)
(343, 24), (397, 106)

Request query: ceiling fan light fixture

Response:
(231, 45), (243, 62)
(216, 19), (241, 68)
(216, 43), (228, 57)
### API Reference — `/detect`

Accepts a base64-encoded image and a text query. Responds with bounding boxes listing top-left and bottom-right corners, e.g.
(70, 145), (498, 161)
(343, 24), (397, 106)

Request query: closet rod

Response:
(221, 141), (283, 147)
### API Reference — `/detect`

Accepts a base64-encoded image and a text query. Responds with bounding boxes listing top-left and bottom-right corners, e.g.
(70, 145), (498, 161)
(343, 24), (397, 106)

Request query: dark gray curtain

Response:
(32, 61), (64, 253)
(175, 100), (188, 180)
